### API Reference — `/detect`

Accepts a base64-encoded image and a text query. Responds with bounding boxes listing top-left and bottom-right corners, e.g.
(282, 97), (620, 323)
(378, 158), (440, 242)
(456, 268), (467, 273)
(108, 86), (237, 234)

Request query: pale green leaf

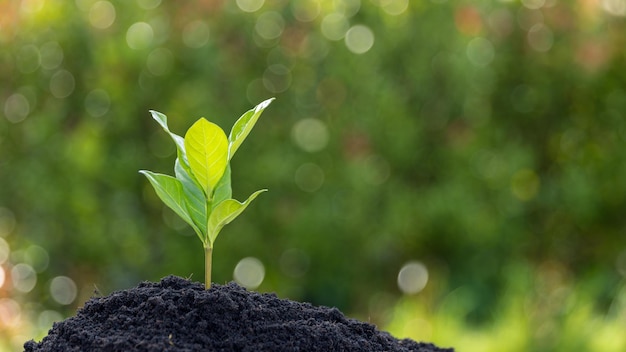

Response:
(184, 118), (229, 196)
(211, 164), (232, 209)
(207, 189), (267, 246)
(228, 98), (274, 160)
(139, 170), (205, 245)
(175, 158), (208, 237)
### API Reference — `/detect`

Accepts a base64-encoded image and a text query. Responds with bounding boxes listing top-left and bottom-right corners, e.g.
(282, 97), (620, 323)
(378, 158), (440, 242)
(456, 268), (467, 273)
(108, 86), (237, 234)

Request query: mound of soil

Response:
(24, 276), (453, 352)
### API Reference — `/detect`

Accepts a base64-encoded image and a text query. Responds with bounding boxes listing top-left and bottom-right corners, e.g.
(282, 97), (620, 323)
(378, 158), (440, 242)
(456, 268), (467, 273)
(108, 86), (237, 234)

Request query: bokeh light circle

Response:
(527, 23), (554, 52)
(321, 13), (349, 41)
(246, 79), (269, 105)
(522, 0), (545, 10)
(397, 261), (429, 294)
(294, 163), (325, 192)
(146, 48), (174, 76)
(292, 0), (321, 22)
(517, 7), (544, 31)
(233, 257), (265, 289)
(50, 70), (76, 99)
(381, 0), (409, 16)
(236, 0), (264, 13)
(263, 64), (292, 93)
(255, 11), (285, 40)
(89, 1), (116, 29)
(291, 118), (329, 152)
(0, 238), (9, 265)
(4, 94), (30, 123)
(50, 276), (78, 305)
(11, 263), (37, 293)
(38, 310), (63, 330)
(40, 42), (64, 70)
(602, 0), (626, 16)
(24, 245), (49, 273)
(0, 298), (21, 327)
(335, 0), (361, 17)
(85, 89), (111, 117)
(126, 22), (154, 50)
(345, 25), (375, 54)
(466, 37), (495, 67)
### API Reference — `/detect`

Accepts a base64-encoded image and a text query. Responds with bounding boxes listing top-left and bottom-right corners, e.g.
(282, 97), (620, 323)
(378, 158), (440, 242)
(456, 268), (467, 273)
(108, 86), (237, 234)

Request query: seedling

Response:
(140, 98), (274, 289)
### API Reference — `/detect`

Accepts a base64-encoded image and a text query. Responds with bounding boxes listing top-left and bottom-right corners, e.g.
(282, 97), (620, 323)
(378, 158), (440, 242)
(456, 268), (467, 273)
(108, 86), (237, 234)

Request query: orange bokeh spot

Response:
(455, 5), (483, 36)
(576, 39), (611, 73)
(0, 2), (19, 42)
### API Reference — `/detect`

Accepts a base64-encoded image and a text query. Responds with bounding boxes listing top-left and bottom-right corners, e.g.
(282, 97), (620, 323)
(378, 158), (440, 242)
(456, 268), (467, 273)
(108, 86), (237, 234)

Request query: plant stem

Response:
(204, 245), (212, 289)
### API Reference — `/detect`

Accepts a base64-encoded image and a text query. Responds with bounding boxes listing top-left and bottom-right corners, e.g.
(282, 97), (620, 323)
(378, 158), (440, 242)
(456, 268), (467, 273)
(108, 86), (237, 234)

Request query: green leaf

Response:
(184, 118), (229, 197)
(175, 158), (208, 237)
(228, 98), (274, 160)
(207, 189), (267, 246)
(150, 110), (198, 185)
(211, 164), (232, 209)
(149, 110), (186, 155)
(139, 170), (205, 245)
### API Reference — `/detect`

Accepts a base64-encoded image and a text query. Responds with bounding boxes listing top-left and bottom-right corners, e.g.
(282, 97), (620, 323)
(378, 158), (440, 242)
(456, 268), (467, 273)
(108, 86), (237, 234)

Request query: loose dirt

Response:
(25, 276), (453, 352)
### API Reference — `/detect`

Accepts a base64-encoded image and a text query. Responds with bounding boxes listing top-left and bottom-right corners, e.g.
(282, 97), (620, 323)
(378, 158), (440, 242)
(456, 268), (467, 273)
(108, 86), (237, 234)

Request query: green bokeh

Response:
(1, 1), (625, 350)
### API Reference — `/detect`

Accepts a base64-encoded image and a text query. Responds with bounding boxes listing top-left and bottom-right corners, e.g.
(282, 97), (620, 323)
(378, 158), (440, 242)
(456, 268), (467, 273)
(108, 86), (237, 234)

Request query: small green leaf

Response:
(184, 118), (229, 197)
(139, 170), (205, 244)
(175, 158), (208, 237)
(207, 189), (267, 246)
(228, 98), (274, 160)
(211, 164), (232, 209)
(150, 110), (198, 185)
(149, 110), (186, 155)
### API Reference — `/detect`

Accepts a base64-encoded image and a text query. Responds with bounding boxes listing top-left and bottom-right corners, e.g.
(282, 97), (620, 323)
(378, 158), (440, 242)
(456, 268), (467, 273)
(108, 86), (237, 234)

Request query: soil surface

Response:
(24, 275), (453, 352)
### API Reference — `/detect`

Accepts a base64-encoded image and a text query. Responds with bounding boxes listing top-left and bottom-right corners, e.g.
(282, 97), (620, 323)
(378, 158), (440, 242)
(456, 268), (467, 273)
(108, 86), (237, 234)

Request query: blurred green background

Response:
(1, 0), (625, 351)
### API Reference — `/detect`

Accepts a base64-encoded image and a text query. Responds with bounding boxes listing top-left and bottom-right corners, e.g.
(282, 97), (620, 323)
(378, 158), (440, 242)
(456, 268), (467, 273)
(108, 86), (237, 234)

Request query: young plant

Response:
(140, 98), (274, 289)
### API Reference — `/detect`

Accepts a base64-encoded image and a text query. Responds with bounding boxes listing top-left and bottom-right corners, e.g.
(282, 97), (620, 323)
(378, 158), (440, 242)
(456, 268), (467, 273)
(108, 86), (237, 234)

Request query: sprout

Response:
(140, 98), (274, 289)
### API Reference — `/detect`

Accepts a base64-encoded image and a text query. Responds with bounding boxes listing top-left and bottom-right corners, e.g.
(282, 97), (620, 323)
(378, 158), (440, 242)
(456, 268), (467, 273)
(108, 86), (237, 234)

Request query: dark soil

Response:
(24, 275), (453, 352)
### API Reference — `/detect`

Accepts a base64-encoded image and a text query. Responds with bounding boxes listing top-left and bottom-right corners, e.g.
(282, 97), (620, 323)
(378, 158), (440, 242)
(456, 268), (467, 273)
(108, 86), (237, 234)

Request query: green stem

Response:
(204, 245), (212, 289)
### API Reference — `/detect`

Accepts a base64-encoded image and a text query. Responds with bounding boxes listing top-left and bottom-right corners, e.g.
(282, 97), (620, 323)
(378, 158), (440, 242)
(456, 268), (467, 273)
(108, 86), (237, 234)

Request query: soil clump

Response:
(25, 276), (453, 351)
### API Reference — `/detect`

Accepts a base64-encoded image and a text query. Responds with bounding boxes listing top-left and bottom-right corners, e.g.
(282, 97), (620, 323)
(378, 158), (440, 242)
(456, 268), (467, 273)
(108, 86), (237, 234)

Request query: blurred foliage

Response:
(385, 261), (626, 351)
(1, 0), (626, 350)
